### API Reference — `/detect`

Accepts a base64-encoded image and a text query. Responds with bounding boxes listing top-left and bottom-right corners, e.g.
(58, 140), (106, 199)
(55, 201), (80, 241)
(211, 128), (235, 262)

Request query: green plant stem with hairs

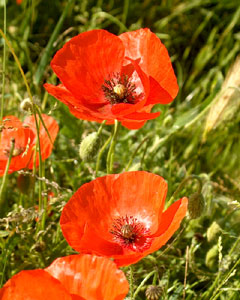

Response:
(169, 175), (203, 205)
(0, 0), (6, 125)
(106, 120), (119, 174)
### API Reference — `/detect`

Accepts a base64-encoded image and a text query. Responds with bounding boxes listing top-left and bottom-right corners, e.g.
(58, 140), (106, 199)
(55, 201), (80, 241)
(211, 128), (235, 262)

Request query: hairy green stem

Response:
(124, 135), (151, 171)
(106, 120), (119, 174)
(0, 0), (7, 124)
(133, 270), (156, 299)
(169, 175), (203, 205)
(129, 265), (134, 300)
(0, 30), (45, 231)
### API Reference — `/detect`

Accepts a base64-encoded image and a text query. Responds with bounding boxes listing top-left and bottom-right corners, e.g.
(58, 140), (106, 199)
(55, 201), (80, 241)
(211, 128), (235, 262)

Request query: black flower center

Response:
(102, 73), (136, 105)
(110, 215), (153, 252)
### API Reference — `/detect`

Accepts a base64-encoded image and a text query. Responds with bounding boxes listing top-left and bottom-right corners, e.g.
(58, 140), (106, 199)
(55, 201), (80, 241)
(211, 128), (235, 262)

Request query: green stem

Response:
(133, 270), (156, 299)
(106, 120), (119, 174)
(97, 120), (106, 135)
(124, 135), (151, 171)
(169, 175), (203, 205)
(202, 235), (240, 300)
(0, 0), (6, 124)
(0, 138), (15, 213)
(95, 135), (112, 176)
(0, 29), (45, 230)
(129, 265), (134, 300)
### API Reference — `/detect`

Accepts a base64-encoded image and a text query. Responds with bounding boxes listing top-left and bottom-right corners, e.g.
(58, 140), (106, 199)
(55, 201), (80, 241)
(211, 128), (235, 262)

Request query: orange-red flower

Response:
(44, 28), (178, 129)
(0, 254), (129, 300)
(60, 171), (188, 267)
(0, 114), (58, 176)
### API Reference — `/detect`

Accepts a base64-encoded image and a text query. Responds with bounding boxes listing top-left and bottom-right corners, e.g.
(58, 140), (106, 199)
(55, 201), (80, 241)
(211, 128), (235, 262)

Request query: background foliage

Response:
(0, 0), (240, 299)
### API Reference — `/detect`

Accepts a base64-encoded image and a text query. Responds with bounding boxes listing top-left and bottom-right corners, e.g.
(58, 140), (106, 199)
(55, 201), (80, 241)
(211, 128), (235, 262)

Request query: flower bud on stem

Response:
(169, 175), (205, 218)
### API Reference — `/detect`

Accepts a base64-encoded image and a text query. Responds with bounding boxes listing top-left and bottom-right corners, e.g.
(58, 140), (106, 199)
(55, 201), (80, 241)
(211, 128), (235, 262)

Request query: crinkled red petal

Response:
(50, 30), (125, 105)
(46, 254), (129, 300)
(119, 28), (178, 99)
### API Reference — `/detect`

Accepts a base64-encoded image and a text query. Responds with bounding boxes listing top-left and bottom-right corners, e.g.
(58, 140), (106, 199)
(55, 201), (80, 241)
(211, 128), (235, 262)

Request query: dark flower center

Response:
(102, 73), (136, 105)
(110, 215), (153, 252)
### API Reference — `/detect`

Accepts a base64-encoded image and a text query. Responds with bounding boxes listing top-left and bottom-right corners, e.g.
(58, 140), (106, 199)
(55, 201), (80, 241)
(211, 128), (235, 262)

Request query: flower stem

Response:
(169, 175), (203, 205)
(106, 120), (119, 174)
(0, 0), (7, 125)
(0, 29), (45, 231)
(0, 138), (15, 214)
(133, 270), (156, 299)
(129, 265), (134, 300)
(124, 135), (151, 171)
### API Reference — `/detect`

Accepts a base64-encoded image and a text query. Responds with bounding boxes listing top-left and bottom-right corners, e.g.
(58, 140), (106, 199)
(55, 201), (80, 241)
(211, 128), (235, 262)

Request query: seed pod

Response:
(146, 285), (162, 300)
(207, 221), (222, 242)
(188, 192), (205, 219)
(79, 132), (101, 162)
(17, 173), (33, 195)
(205, 245), (218, 270)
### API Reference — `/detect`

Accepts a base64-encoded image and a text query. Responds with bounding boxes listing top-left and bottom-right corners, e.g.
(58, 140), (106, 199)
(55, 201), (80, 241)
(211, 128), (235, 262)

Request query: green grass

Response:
(0, 0), (240, 299)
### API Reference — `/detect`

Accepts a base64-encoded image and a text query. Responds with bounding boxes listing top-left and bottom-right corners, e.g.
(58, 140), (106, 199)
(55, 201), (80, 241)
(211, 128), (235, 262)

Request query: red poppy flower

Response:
(60, 171), (188, 267)
(0, 114), (58, 176)
(0, 254), (129, 300)
(44, 28), (178, 129)
(16, 0), (23, 4)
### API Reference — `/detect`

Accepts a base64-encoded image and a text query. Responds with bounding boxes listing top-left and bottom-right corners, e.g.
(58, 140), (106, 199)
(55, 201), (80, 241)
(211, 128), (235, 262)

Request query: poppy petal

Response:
(44, 83), (115, 123)
(23, 114), (59, 168)
(119, 28), (178, 99)
(50, 30), (125, 104)
(0, 116), (35, 176)
(46, 254), (129, 300)
(0, 270), (72, 300)
(60, 172), (168, 256)
(146, 76), (173, 105)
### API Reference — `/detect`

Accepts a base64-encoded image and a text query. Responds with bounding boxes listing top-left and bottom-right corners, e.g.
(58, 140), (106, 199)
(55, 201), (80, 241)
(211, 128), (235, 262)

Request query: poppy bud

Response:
(207, 221), (222, 242)
(20, 98), (33, 112)
(188, 192), (205, 219)
(146, 285), (162, 300)
(79, 132), (101, 162)
(205, 245), (218, 270)
(17, 173), (33, 194)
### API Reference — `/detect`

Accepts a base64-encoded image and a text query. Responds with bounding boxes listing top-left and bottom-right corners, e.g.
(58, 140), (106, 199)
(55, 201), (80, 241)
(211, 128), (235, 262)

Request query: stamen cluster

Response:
(110, 215), (153, 252)
(102, 73), (136, 105)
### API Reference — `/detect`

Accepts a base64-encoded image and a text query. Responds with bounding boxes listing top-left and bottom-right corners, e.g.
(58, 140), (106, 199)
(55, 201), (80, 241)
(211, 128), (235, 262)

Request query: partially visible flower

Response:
(0, 254), (129, 300)
(44, 28), (178, 129)
(60, 171), (188, 267)
(16, 0), (23, 4)
(0, 114), (58, 176)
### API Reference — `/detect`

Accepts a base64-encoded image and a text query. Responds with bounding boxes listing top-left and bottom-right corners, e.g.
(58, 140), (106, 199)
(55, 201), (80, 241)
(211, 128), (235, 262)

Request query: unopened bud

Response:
(20, 98), (33, 112)
(207, 221), (221, 242)
(79, 132), (101, 162)
(17, 174), (33, 194)
(205, 245), (218, 270)
(146, 285), (162, 300)
(188, 192), (205, 219)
